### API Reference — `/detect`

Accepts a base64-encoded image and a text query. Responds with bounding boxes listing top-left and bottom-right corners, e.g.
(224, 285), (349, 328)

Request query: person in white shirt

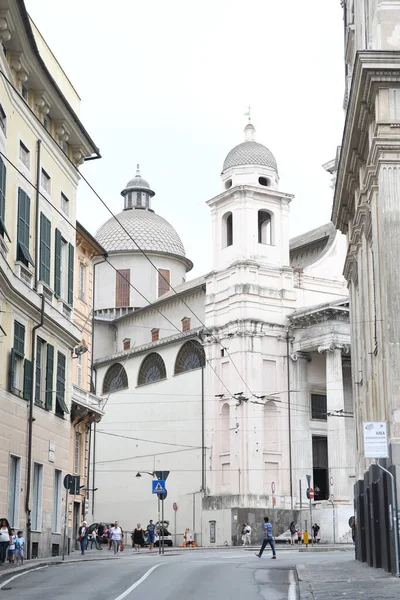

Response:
(0, 519), (10, 564)
(111, 521), (123, 554)
(243, 522), (251, 546)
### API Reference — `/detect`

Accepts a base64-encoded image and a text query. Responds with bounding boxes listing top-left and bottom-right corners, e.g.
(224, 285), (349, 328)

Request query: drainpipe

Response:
(34, 140), (42, 290)
(201, 365), (205, 493)
(26, 293), (45, 559)
(286, 330), (293, 510)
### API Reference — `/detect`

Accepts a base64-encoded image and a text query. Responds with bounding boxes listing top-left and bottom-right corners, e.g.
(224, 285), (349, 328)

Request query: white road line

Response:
(288, 569), (297, 600)
(0, 566), (48, 590)
(113, 564), (163, 600)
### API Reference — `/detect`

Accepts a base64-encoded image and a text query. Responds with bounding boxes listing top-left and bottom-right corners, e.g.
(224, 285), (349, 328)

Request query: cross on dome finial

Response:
(136, 163), (141, 176)
(244, 105), (252, 122)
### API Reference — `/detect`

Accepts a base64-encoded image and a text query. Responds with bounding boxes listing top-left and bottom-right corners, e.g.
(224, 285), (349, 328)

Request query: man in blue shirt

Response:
(147, 520), (156, 552)
(256, 517), (276, 559)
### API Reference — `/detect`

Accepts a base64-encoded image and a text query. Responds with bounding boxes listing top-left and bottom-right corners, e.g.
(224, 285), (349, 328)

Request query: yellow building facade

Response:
(0, 0), (100, 558)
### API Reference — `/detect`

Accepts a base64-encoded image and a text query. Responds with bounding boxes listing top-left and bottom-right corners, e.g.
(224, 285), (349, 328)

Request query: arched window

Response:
(102, 363), (128, 394)
(258, 210), (273, 245)
(258, 176), (270, 187)
(221, 403), (230, 453)
(137, 352), (166, 386)
(225, 179), (232, 190)
(174, 340), (205, 375)
(222, 211), (233, 248)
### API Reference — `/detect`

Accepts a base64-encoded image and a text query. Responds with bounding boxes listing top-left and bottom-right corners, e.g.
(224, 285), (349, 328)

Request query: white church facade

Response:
(91, 125), (356, 545)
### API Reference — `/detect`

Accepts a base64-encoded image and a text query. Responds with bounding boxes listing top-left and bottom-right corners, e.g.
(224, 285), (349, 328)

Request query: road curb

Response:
(295, 564), (315, 600)
(0, 555), (122, 580)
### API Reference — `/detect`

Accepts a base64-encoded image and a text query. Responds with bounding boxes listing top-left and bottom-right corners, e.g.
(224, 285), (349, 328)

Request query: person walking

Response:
(78, 521), (88, 555)
(289, 521), (297, 546)
(8, 529), (16, 563)
(15, 531), (24, 565)
(133, 524), (144, 552)
(90, 528), (99, 550)
(146, 520), (156, 552)
(312, 523), (320, 543)
(243, 522), (251, 547)
(97, 523), (105, 549)
(0, 519), (11, 564)
(255, 517), (276, 559)
(111, 521), (123, 554)
(107, 524), (113, 550)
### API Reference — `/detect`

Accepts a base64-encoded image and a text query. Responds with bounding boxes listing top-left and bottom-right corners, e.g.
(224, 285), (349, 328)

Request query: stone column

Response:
(323, 345), (349, 502)
(291, 352), (312, 506)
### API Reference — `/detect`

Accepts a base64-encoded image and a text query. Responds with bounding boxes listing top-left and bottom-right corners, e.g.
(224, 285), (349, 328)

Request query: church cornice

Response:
(206, 184), (293, 209)
(289, 300), (350, 327)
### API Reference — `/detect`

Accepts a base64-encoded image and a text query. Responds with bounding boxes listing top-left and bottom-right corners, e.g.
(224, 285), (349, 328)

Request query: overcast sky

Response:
(26, 0), (345, 278)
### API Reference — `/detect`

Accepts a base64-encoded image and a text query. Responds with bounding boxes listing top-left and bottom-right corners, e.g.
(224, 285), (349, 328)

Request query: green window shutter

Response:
(0, 157), (10, 242)
(9, 349), (16, 391)
(39, 213), (51, 285)
(13, 321), (25, 356)
(17, 189), (34, 266)
(23, 358), (33, 401)
(54, 228), (61, 298)
(68, 243), (74, 305)
(45, 343), (54, 410)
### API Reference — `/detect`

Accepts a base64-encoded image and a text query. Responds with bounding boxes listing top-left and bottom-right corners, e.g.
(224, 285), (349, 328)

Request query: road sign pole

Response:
(161, 496), (165, 555)
(62, 486), (68, 561)
(158, 495), (161, 555)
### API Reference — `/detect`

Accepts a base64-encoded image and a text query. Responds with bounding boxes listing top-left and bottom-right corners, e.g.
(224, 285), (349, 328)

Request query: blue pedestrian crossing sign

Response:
(152, 479), (166, 494)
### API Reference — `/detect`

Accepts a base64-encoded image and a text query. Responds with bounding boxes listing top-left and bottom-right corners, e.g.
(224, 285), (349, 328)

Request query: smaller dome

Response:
(222, 124), (277, 173)
(121, 164), (154, 197)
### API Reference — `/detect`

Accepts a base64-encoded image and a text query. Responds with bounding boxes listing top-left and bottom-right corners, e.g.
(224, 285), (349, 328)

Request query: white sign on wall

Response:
(363, 421), (389, 459)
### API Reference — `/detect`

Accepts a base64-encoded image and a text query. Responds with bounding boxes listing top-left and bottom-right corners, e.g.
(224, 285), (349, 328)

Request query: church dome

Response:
(95, 208), (193, 270)
(222, 123), (277, 172)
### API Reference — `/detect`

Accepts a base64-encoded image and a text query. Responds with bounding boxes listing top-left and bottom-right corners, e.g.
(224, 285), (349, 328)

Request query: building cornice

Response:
(206, 184), (294, 209)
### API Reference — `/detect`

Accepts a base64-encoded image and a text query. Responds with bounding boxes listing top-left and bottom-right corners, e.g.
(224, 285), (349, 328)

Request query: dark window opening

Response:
(32, 542), (39, 558)
(258, 210), (272, 245)
(138, 353), (166, 386)
(312, 436), (329, 500)
(103, 363), (128, 394)
(174, 340), (205, 375)
(311, 393), (327, 420)
(52, 543), (60, 557)
(258, 176), (270, 187)
(222, 212), (233, 248)
(225, 179), (232, 190)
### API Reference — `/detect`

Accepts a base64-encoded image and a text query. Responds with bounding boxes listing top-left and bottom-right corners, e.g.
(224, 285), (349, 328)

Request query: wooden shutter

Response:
(45, 344), (54, 410)
(115, 269), (130, 307)
(158, 269), (170, 297)
(68, 243), (74, 305)
(0, 157), (10, 241)
(54, 228), (61, 297)
(39, 213), (51, 285)
(17, 189), (33, 265)
(23, 358), (32, 401)
(9, 349), (16, 391)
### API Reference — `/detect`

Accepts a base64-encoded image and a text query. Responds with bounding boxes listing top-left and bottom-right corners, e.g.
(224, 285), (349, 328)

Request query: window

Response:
(43, 115), (50, 132)
(151, 328), (159, 342)
(102, 363), (128, 394)
(17, 189), (34, 267)
(0, 156), (10, 241)
(222, 462), (230, 486)
(39, 213), (51, 285)
(258, 210), (272, 245)
(123, 338), (131, 351)
(19, 141), (30, 169)
(32, 463), (43, 531)
(54, 230), (74, 304)
(258, 177), (270, 187)
(55, 352), (68, 417)
(45, 344), (54, 410)
(52, 470), (62, 533)
(8, 455), (21, 527)
(312, 436), (329, 500)
(138, 353), (166, 386)
(0, 104), (6, 135)
(77, 354), (82, 388)
(221, 403), (230, 453)
(40, 169), (51, 194)
(74, 431), (80, 475)
(311, 394), (327, 421)
(222, 212), (233, 248)
(61, 193), (69, 216)
(158, 269), (170, 297)
(115, 269), (130, 307)
(10, 321), (25, 396)
(174, 340), (205, 375)
(224, 179), (232, 190)
(79, 263), (85, 300)
(35, 337), (46, 405)
(21, 85), (28, 101)
(182, 317), (191, 332)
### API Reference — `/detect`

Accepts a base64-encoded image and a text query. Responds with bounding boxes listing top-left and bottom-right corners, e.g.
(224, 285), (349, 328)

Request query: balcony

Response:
(71, 385), (104, 423)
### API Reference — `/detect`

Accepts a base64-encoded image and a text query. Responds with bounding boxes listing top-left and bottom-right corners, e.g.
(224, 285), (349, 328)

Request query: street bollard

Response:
(303, 530), (309, 546)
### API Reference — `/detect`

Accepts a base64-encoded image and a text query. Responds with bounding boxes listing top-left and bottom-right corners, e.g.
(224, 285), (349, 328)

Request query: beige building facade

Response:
(0, 0), (99, 558)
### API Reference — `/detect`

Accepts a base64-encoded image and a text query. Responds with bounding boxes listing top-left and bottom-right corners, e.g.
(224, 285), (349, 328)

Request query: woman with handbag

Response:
(78, 521), (88, 556)
(0, 519), (11, 564)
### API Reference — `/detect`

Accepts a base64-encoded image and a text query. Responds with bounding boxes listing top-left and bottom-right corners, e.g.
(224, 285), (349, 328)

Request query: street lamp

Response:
(135, 471), (155, 478)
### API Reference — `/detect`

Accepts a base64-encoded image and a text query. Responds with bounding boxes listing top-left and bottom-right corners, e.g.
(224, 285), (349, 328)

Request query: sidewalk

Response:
(296, 553), (400, 600)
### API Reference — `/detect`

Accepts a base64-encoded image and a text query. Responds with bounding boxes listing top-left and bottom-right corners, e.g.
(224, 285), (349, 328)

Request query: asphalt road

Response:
(0, 548), (299, 600)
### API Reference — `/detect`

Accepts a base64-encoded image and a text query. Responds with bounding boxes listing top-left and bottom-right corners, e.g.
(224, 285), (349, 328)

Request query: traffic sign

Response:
(271, 481), (275, 494)
(309, 488), (314, 500)
(363, 421), (388, 459)
(154, 471), (170, 481)
(173, 502), (178, 511)
(152, 479), (166, 494)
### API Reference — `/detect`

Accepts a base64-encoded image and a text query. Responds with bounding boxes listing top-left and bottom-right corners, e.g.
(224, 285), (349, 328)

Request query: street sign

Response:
(363, 421), (388, 459)
(173, 502), (178, 511)
(152, 479), (166, 494)
(63, 474), (80, 495)
(271, 481), (275, 494)
(159, 492), (167, 501)
(154, 471), (170, 481)
(309, 488), (314, 500)
(272, 497), (276, 507)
